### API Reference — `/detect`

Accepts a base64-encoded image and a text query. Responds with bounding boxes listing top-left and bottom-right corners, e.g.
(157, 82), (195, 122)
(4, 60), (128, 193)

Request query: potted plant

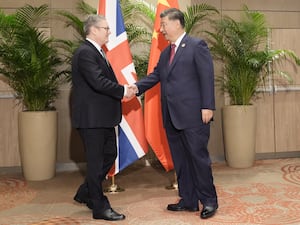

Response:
(206, 6), (300, 168)
(0, 4), (68, 180)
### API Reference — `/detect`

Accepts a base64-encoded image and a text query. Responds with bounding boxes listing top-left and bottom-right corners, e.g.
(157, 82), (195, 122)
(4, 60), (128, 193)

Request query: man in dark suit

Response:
(131, 8), (218, 219)
(71, 14), (134, 221)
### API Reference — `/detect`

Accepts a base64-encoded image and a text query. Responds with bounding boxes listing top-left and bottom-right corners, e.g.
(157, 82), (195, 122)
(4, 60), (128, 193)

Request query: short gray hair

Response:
(83, 14), (106, 36)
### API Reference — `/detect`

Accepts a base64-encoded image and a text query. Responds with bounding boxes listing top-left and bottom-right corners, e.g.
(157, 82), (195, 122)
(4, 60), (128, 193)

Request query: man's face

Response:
(93, 20), (111, 46)
(160, 16), (180, 43)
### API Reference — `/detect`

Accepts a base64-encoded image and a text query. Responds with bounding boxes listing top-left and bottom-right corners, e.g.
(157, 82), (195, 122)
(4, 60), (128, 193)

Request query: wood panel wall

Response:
(0, 0), (300, 167)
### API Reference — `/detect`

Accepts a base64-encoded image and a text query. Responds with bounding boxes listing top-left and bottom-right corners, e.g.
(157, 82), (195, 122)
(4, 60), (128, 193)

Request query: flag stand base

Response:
(165, 171), (178, 190)
(165, 182), (178, 190)
(104, 184), (125, 193)
(104, 176), (125, 193)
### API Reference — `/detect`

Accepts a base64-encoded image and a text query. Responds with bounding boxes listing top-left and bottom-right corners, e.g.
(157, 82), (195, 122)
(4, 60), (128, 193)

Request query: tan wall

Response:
(1, 0), (300, 167)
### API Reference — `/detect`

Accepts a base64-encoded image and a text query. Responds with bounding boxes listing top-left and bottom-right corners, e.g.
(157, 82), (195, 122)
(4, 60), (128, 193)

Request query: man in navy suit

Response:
(71, 14), (134, 221)
(132, 8), (218, 219)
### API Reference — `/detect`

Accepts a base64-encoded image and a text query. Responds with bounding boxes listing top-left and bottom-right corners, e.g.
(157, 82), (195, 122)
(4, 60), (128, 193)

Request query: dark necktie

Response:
(100, 49), (109, 65)
(169, 44), (176, 65)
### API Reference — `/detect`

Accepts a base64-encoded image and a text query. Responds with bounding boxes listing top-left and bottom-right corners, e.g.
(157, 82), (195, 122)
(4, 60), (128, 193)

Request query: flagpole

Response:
(104, 175), (124, 193)
(165, 171), (178, 190)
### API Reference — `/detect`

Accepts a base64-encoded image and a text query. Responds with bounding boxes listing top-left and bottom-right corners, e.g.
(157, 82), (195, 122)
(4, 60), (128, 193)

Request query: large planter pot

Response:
(18, 111), (58, 181)
(222, 105), (256, 168)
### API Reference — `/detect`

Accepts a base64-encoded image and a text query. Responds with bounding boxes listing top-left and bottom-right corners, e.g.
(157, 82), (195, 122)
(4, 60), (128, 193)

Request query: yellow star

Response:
(152, 30), (158, 40)
(157, 0), (170, 7)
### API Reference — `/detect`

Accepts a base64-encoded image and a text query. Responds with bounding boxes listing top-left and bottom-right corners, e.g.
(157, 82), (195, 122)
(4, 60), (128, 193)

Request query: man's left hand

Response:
(202, 109), (213, 124)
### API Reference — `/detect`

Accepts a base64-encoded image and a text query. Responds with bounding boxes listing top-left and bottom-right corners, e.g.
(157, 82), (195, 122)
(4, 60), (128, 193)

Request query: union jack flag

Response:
(98, 0), (148, 175)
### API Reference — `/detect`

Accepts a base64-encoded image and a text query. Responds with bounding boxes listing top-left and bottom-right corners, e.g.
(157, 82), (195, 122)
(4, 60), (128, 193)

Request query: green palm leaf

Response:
(184, 4), (219, 34)
(207, 5), (300, 105)
(0, 4), (68, 111)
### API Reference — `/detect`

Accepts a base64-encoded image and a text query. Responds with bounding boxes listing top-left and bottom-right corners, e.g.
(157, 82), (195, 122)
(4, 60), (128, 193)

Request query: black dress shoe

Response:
(200, 205), (218, 219)
(73, 194), (93, 209)
(167, 203), (199, 212)
(93, 208), (125, 221)
(73, 193), (86, 204)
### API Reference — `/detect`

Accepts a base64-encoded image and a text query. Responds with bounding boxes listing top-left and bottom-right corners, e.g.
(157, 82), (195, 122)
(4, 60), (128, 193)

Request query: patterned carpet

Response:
(0, 158), (299, 225)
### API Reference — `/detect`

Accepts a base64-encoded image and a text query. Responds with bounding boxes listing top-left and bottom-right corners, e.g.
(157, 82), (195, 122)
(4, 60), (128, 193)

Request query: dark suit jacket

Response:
(137, 34), (215, 130)
(71, 40), (124, 128)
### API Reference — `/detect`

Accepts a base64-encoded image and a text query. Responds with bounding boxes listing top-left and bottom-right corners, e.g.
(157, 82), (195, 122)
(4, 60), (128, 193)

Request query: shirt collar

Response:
(86, 38), (103, 54)
(173, 32), (186, 51)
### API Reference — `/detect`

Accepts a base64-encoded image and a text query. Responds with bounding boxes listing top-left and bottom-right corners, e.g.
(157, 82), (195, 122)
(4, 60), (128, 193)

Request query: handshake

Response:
(124, 84), (139, 99)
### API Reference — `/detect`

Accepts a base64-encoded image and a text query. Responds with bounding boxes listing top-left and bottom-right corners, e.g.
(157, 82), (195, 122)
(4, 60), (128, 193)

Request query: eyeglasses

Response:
(95, 26), (110, 31)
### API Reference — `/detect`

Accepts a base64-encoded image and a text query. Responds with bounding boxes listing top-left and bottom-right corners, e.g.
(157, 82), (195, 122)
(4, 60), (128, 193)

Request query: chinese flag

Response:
(145, 0), (179, 171)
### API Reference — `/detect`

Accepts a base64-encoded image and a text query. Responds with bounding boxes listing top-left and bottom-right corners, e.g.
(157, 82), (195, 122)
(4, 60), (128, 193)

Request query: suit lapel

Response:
(85, 40), (112, 70)
(84, 40), (116, 79)
(168, 35), (188, 71)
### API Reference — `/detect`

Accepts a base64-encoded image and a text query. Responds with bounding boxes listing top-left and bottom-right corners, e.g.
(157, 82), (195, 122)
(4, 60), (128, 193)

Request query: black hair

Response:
(160, 8), (185, 28)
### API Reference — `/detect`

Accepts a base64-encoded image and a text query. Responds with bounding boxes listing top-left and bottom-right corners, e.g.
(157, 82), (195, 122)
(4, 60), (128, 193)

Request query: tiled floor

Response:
(0, 158), (299, 225)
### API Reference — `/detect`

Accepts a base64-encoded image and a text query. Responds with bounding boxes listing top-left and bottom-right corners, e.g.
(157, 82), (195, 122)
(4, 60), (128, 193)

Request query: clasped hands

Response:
(124, 84), (138, 99)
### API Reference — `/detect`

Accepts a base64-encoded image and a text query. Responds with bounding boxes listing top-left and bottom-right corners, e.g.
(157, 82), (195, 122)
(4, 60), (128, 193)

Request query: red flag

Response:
(98, 0), (148, 175)
(145, 0), (179, 171)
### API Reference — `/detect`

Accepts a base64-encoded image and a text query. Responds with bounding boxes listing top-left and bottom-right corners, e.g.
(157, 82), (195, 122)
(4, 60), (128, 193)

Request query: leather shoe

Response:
(93, 208), (125, 221)
(73, 194), (93, 209)
(200, 205), (218, 219)
(167, 203), (199, 212)
(73, 193), (86, 204)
